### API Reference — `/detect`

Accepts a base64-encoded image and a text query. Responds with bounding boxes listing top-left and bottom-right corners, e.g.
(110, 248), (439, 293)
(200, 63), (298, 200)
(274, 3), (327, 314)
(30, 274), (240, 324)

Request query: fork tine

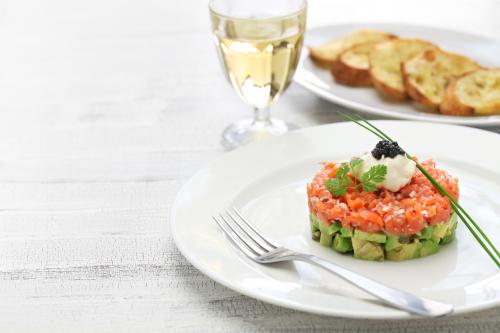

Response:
(226, 210), (274, 252)
(212, 216), (259, 259)
(219, 214), (266, 256)
(232, 208), (278, 248)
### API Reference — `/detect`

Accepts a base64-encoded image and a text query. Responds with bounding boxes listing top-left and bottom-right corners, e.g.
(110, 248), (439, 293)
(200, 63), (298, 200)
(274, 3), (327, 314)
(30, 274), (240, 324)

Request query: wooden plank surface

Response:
(0, 0), (499, 331)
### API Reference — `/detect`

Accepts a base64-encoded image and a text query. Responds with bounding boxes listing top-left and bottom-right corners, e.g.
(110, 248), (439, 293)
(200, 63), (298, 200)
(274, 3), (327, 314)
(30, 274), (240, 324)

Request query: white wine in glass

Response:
(209, 0), (307, 149)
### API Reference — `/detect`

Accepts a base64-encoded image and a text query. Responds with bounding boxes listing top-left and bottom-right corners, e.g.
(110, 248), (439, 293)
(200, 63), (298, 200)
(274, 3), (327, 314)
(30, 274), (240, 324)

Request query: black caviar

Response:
(371, 140), (404, 160)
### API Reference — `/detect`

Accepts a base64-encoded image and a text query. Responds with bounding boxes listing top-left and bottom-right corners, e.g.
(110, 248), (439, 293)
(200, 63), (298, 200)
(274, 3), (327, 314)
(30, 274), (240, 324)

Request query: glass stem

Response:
(253, 107), (271, 126)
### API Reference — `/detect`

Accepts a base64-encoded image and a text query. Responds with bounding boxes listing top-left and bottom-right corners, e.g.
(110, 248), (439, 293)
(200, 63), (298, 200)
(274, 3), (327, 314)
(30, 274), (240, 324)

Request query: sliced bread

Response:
(369, 39), (437, 100)
(402, 49), (480, 110)
(331, 42), (379, 86)
(440, 68), (500, 116)
(309, 29), (395, 68)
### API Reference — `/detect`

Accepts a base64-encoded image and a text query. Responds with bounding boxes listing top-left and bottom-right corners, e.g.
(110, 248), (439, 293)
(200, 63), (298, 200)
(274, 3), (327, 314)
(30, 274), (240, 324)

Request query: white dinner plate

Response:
(171, 121), (500, 319)
(294, 23), (500, 127)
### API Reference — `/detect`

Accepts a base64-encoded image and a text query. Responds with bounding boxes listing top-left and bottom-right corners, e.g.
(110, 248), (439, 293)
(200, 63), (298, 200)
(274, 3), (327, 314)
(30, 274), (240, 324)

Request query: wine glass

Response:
(209, 0), (307, 149)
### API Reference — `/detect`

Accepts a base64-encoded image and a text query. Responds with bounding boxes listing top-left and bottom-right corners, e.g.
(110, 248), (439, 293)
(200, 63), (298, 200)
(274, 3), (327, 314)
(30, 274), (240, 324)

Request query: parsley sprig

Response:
(325, 159), (387, 196)
(360, 164), (387, 192)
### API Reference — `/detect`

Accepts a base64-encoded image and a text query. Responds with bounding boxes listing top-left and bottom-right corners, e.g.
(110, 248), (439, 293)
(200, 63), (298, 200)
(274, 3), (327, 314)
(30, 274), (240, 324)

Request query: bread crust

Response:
(440, 79), (474, 116)
(330, 43), (373, 86)
(370, 74), (408, 100)
(309, 46), (336, 68)
(401, 61), (439, 110)
(331, 58), (371, 86)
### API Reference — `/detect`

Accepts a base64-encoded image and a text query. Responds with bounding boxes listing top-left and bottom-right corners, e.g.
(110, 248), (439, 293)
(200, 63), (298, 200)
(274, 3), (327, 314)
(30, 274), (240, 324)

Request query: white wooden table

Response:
(0, 0), (499, 331)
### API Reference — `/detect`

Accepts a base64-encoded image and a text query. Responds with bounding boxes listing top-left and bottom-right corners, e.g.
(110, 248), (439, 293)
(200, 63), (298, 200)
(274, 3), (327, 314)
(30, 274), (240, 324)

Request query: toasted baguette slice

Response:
(402, 49), (480, 110)
(309, 29), (396, 68)
(440, 68), (500, 116)
(369, 39), (437, 100)
(331, 42), (379, 86)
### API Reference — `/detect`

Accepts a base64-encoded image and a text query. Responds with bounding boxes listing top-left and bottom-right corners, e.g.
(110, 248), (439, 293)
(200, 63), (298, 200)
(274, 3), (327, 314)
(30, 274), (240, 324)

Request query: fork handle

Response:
(298, 254), (453, 316)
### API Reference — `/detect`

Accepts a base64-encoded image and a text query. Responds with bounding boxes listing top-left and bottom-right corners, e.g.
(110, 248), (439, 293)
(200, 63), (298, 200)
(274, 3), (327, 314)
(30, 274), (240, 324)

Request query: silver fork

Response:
(213, 208), (453, 317)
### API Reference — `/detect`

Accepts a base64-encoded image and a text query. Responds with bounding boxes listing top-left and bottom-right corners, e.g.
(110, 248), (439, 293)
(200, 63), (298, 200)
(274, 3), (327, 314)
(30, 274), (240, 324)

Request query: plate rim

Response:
(294, 22), (500, 127)
(171, 120), (500, 319)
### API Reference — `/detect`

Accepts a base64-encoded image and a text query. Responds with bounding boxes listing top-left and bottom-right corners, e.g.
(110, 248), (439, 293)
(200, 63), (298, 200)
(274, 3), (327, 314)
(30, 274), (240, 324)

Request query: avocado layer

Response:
(352, 238), (384, 261)
(333, 234), (353, 253)
(310, 213), (457, 261)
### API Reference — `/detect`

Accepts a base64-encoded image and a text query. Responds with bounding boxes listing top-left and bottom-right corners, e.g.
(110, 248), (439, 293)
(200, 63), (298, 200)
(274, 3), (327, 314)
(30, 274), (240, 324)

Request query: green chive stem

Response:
(338, 112), (500, 268)
(414, 161), (500, 260)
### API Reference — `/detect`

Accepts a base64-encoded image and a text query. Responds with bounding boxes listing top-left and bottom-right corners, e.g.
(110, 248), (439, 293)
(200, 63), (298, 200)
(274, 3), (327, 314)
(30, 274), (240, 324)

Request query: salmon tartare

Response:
(307, 141), (459, 261)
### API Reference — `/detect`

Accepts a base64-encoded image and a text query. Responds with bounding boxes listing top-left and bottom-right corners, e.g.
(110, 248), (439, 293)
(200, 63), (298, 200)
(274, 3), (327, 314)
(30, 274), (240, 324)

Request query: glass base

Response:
(221, 118), (296, 150)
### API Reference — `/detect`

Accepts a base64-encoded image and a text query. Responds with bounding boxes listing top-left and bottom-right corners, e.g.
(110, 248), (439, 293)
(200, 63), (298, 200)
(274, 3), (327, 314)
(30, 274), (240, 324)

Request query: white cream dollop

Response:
(354, 153), (416, 192)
